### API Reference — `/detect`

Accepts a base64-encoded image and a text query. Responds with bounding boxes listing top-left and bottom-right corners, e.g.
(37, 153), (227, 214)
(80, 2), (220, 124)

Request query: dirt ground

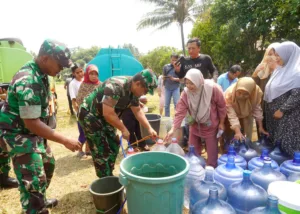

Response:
(0, 83), (256, 214)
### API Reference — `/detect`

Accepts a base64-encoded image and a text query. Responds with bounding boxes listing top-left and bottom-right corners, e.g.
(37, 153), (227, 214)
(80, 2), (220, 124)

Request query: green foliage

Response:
(123, 43), (140, 60)
(139, 46), (180, 76)
(59, 46), (100, 80)
(190, 0), (300, 74)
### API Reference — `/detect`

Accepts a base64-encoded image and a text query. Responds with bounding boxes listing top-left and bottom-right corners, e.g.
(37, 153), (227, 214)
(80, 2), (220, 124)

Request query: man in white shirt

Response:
(69, 63), (84, 113)
(69, 63), (86, 157)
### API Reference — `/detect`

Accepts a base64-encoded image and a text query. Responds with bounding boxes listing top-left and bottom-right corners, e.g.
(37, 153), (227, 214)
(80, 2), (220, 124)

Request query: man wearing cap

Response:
(0, 39), (81, 214)
(78, 70), (158, 178)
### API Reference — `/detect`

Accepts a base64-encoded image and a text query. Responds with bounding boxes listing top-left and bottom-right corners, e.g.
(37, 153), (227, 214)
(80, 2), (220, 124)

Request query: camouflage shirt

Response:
(0, 60), (50, 154)
(81, 76), (139, 118)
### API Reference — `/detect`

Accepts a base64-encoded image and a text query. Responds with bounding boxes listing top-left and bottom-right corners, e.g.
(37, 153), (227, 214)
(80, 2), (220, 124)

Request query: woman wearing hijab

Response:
(76, 64), (101, 157)
(252, 43), (280, 134)
(224, 77), (269, 142)
(165, 68), (226, 167)
(264, 41), (300, 156)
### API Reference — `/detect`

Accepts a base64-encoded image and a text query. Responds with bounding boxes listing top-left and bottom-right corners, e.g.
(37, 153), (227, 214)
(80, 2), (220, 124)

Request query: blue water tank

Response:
(88, 47), (144, 82)
(248, 195), (281, 214)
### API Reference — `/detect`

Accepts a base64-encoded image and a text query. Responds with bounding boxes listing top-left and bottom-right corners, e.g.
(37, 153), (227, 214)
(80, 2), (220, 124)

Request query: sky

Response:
(1, 0), (194, 54)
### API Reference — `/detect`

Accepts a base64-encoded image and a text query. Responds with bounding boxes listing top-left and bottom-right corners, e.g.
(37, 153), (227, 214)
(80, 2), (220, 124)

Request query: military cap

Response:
(39, 39), (72, 68)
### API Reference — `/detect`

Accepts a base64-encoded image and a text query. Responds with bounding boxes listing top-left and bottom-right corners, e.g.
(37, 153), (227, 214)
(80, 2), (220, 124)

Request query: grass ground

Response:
(0, 83), (257, 214)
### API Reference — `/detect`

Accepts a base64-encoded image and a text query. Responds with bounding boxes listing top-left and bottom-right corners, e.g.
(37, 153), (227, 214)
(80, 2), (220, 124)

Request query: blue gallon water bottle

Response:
(287, 171), (300, 182)
(218, 145), (247, 169)
(214, 156), (243, 190)
(183, 151), (205, 209)
(248, 149), (279, 171)
(237, 142), (259, 162)
(191, 187), (236, 214)
(250, 157), (286, 191)
(250, 134), (274, 155)
(185, 145), (206, 168)
(280, 151), (300, 177)
(227, 170), (268, 213)
(248, 195), (281, 214)
(189, 166), (227, 209)
(269, 142), (290, 165)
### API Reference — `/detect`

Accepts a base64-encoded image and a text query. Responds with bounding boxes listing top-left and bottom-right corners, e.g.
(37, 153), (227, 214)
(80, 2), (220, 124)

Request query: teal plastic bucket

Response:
(89, 176), (125, 214)
(119, 152), (190, 214)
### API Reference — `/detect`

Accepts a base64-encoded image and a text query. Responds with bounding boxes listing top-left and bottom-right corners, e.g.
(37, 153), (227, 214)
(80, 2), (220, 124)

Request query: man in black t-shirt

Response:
(176, 38), (218, 79)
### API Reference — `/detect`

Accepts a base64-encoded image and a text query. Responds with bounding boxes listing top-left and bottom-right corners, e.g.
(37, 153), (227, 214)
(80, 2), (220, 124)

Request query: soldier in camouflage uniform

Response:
(0, 39), (81, 214)
(78, 70), (158, 178)
(0, 88), (18, 188)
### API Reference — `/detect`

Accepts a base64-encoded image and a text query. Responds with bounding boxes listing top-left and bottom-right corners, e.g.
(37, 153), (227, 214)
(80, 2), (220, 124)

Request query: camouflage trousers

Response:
(0, 147), (10, 175)
(12, 144), (55, 214)
(79, 108), (120, 178)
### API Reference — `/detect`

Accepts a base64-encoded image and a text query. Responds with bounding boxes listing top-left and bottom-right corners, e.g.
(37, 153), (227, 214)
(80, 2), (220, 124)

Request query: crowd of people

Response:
(0, 37), (299, 213)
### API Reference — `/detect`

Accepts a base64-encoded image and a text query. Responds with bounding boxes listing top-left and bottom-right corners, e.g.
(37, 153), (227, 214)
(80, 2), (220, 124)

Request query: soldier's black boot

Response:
(0, 173), (18, 188)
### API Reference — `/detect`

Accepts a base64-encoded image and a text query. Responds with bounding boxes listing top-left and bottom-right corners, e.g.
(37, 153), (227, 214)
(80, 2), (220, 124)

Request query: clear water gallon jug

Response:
(151, 139), (167, 151)
(185, 145), (206, 168)
(189, 166), (227, 209)
(184, 150), (205, 209)
(227, 170), (268, 213)
(191, 187), (236, 214)
(248, 149), (279, 171)
(269, 142), (290, 165)
(250, 134), (274, 155)
(248, 195), (281, 214)
(166, 137), (185, 156)
(250, 157), (286, 191)
(280, 151), (300, 178)
(214, 156), (244, 190)
(218, 144), (247, 169)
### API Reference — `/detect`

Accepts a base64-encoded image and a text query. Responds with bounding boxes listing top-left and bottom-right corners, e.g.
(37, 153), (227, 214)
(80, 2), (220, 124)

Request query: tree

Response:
(137, 0), (206, 55)
(190, 0), (300, 73)
(139, 46), (180, 76)
(123, 43), (140, 60)
(60, 46), (101, 80)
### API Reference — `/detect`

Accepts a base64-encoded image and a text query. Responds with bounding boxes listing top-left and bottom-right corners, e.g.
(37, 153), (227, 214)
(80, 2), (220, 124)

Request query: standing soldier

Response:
(0, 87), (18, 188)
(78, 70), (158, 178)
(0, 39), (81, 214)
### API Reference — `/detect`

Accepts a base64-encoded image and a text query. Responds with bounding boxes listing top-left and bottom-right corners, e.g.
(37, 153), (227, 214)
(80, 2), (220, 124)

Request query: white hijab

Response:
(184, 68), (214, 124)
(264, 41), (300, 102)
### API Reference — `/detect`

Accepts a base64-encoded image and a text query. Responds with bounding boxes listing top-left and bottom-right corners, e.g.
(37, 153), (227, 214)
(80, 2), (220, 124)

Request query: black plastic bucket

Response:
(89, 176), (124, 214)
(140, 114), (161, 144)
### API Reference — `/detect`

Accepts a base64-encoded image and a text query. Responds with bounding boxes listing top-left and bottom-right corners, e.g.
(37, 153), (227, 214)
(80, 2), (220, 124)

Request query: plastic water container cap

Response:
(127, 148), (135, 154)
(294, 152), (300, 164)
(228, 145), (236, 156)
(260, 149), (269, 159)
(171, 138), (177, 143)
(157, 139), (164, 144)
(263, 156), (272, 164)
(243, 170), (252, 178)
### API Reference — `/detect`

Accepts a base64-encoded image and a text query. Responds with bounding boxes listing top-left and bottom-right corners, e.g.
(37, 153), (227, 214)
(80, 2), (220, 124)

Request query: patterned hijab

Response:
(83, 64), (100, 85)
